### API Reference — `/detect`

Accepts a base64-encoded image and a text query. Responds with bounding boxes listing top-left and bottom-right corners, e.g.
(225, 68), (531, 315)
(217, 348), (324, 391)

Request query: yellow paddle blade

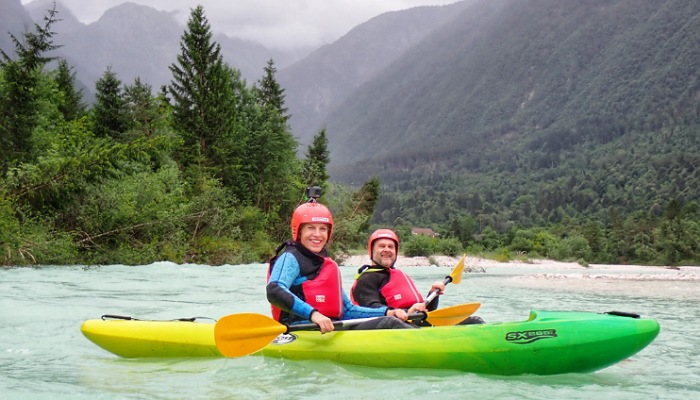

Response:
(424, 253), (468, 304)
(424, 302), (480, 326)
(215, 313), (287, 358)
(449, 254), (466, 285)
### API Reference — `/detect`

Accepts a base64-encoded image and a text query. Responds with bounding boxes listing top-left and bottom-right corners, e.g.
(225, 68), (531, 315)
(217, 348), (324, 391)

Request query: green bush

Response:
(3, 221), (78, 265)
(403, 234), (436, 257)
(401, 235), (464, 257)
(493, 248), (512, 262)
(553, 235), (593, 262)
(508, 228), (560, 258)
(437, 237), (463, 256)
(0, 195), (20, 251)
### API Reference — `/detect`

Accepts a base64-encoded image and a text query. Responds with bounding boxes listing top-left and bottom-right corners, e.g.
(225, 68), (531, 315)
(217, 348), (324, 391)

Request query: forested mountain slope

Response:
(321, 0), (700, 230)
(278, 1), (475, 146)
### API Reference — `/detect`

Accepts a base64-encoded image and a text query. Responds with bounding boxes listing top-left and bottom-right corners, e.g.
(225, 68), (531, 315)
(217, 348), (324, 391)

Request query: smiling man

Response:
(351, 229), (484, 325)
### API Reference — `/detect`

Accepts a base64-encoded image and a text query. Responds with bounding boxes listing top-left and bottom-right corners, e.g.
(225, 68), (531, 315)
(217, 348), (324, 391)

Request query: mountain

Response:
(5, 1), (300, 99)
(301, 0), (699, 226)
(25, 0), (84, 34)
(326, 0), (698, 167)
(324, 0), (517, 167)
(278, 1), (475, 146)
(53, 3), (183, 91)
(0, 0), (34, 58)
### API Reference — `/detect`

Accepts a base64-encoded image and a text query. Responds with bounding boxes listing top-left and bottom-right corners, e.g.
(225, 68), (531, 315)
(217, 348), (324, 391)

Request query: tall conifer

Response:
(302, 128), (330, 192)
(124, 77), (160, 140)
(0, 6), (58, 175)
(168, 5), (236, 181)
(247, 59), (298, 213)
(54, 59), (85, 121)
(256, 59), (290, 122)
(91, 68), (130, 141)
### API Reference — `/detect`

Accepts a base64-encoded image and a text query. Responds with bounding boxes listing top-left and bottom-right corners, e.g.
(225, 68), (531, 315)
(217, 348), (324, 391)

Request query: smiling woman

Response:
(298, 223), (330, 253)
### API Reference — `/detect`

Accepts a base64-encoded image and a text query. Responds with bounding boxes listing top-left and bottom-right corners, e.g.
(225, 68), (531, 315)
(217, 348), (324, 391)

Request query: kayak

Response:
(81, 310), (659, 375)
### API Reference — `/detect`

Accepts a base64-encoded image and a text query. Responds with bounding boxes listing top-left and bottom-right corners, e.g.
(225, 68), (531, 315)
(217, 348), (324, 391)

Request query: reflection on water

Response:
(1, 262), (698, 399)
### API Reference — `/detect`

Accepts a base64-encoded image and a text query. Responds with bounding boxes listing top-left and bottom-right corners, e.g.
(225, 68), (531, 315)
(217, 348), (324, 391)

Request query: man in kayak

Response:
(266, 196), (416, 333)
(351, 228), (484, 326)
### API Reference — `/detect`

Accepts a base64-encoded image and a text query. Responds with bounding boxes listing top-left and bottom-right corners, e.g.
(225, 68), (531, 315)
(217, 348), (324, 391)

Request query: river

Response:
(1, 262), (698, 399)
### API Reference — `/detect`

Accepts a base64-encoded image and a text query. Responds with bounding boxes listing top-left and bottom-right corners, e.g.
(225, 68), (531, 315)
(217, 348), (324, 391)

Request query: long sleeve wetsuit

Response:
(267, 251), (389, 324)
(352, 266), (440, 311)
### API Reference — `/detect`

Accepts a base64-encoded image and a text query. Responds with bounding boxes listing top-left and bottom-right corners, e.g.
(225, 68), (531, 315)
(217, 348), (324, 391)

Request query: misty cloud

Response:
(22, 0), (458, 51)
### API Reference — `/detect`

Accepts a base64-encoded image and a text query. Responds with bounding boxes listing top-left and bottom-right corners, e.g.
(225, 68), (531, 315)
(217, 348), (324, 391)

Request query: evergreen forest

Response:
(1, 2), (699, 267)
(0, 6), (379, 266)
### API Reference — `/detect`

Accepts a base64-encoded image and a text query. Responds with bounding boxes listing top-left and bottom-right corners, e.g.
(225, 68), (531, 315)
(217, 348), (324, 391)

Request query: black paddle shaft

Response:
(285, 313), (427, 333)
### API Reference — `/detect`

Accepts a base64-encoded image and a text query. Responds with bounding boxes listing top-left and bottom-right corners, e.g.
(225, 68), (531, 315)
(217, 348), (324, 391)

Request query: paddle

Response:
(423, 253), (466, 304)
(215, 302), (481, 358)
(418, 301), (480, 327)
(410, 254), (474, 326)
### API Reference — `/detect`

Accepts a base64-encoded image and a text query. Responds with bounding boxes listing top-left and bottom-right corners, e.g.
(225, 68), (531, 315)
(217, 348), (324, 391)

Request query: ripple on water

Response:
(1, 263), (699, 399)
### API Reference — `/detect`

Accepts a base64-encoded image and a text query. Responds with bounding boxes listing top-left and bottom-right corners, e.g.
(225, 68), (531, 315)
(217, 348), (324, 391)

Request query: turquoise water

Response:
(1, 262), (698, 399)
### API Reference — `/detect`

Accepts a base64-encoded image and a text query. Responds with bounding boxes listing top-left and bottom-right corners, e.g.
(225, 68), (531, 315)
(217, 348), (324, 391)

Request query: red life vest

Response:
(269, 255), (343, 321)
(380, 268), (424, 309)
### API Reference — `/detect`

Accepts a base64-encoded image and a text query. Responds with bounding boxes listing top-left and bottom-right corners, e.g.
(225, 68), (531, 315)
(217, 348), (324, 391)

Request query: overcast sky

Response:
(22, 0), (460, 51)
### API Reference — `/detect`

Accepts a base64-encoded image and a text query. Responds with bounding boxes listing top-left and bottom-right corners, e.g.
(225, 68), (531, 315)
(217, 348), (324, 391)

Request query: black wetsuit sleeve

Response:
(266, 252), (311, 318)
(352, 271), (389, 308)
(266, 281), (297, 314)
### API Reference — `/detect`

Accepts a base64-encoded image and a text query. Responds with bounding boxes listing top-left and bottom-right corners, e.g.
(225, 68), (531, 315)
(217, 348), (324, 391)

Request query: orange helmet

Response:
(291, 201), (333, 242)
(368, 229), (400, 259)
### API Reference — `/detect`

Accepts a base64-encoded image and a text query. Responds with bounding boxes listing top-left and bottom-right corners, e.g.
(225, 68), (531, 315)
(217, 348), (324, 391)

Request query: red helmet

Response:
(291, 202), (333, 242)
(368, 229), (400, 259)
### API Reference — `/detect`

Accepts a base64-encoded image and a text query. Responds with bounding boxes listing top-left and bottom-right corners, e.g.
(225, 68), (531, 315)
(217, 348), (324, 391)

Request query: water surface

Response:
(1, 262), (698, 399)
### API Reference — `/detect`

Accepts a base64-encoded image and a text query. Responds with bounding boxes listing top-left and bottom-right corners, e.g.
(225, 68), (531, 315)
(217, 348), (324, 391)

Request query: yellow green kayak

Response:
(81, 310), (659, 375)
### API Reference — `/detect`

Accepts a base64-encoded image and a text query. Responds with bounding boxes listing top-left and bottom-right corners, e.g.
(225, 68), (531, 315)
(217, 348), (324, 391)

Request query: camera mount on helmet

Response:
(305, 186), (322, 202)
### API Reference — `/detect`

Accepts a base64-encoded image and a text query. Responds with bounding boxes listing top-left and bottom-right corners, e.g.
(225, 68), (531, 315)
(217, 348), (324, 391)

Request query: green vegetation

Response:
(329, 0), (700, 266)
(2, 2), (699, 267)
(0, 6), (375, 266)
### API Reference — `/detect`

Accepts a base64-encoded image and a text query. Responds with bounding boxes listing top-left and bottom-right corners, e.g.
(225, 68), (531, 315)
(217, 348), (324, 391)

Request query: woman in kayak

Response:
(266, 198), (416, 333)
(351, 228), (484, 326)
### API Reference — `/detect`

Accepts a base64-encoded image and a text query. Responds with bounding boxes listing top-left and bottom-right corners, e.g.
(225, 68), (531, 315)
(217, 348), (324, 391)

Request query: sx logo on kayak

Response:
(505, 329), (557, 344)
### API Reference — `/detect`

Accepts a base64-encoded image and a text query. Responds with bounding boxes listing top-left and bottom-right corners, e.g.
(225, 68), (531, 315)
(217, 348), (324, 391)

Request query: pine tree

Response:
(91, 68), (131, 141)
(353, 176), (381, 219)
(124, 77), (159, 140)
(302, 128), (330, 192)
(328, 177), (382, 256)
(0, 5), (59, 176)
(246, 59), (298, 213)
(53, 59), (85, 121)
(168, 5), (236, 181)
(256, 59), (289, 122)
